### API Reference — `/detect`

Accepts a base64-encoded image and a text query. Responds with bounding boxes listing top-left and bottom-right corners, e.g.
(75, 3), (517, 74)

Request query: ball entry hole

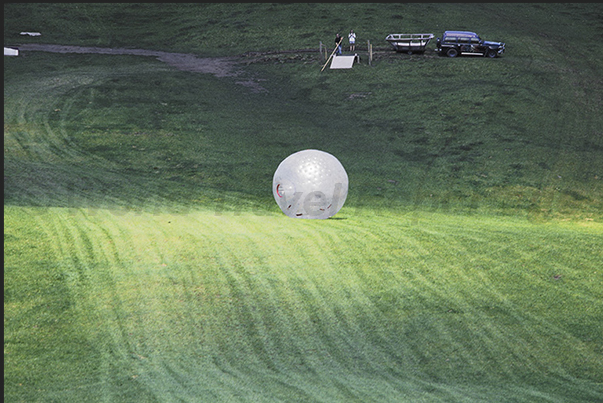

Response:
(276, 184), (283, 198)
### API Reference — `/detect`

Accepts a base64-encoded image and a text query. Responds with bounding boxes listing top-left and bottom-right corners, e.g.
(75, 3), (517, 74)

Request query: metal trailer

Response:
(385, 33), (434, 54)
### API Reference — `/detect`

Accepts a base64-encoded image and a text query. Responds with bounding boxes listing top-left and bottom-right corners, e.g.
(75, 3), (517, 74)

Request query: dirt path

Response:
(15, 43), (268, 92)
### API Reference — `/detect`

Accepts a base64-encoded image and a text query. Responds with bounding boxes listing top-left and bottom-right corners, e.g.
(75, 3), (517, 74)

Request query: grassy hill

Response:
(4, 3), (603, 402)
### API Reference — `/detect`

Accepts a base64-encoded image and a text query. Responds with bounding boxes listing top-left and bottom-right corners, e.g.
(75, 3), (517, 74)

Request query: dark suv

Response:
(435, 31), (505, 58)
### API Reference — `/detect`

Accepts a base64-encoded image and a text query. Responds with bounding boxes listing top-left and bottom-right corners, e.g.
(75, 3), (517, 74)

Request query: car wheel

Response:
(487, 49), (497, 58)
(446, 48), (458, 58)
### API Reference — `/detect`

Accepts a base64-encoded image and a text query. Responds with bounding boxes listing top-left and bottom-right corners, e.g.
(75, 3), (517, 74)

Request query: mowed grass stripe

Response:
(416, 219), (600, 378)
(34, 210), (131, 400)
(189, 211), (600, 400)
(416, 219), (602, 391)
(190, 215), (393, 383)
(32, 209), (234, 400)
(399, 230), (544, 382)
(123, 212), (405, 401)
(95, 211), (334, 400)
(17, 207), (602, 401)
(33, 210), (412, 400)
(331, 213), (602, 391)
(273, 218), (427, 384)
(16, 210), (600, 402)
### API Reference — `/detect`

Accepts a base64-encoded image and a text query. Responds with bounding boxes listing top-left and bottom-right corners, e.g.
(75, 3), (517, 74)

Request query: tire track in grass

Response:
(463, 229), (603, 380)
(6, 71), (110, 164)
(5, 67), (148, 209)
(77, 212), (169, 400)
(277, 217), (445, 397)
(432, 236), (556, 383)
(329, 218), (432, 372)
(141, 211), (598, 401)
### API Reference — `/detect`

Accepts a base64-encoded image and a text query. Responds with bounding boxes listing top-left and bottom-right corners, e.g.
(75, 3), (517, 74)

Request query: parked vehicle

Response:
(435, 31), (505, 58)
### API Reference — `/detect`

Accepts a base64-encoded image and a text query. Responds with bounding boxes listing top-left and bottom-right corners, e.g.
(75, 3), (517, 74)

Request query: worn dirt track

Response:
(15, 43), (268, 92)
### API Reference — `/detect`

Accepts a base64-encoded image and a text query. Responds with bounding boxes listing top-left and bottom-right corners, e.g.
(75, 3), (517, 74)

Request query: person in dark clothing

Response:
(335, 33), (343, 55)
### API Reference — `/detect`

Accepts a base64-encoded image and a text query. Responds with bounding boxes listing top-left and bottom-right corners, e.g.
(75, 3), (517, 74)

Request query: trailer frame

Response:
(385, 33), (435, 54)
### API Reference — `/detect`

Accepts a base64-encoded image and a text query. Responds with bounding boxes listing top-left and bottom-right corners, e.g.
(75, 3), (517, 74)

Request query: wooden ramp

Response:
(330, 55), (356, 69)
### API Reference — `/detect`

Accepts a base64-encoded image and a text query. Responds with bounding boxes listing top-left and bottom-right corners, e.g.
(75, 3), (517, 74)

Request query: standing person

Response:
(335, 33), (343, 55)
(348, 29), (356, 52)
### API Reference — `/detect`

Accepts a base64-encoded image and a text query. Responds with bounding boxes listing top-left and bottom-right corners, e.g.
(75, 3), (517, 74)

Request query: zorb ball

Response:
(273, 149), (348, 219)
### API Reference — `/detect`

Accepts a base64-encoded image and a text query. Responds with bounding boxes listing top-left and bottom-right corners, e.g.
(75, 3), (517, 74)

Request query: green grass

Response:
(4, 3), (603, 402)
(5, 207), (602, 401)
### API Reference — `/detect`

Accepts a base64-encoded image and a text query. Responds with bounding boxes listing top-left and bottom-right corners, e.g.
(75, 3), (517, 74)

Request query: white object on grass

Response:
(330, 55), (356, 69)
(20, 32), (41, 36)
(273, 149), (348, 219)
(4, 47), (19, 56)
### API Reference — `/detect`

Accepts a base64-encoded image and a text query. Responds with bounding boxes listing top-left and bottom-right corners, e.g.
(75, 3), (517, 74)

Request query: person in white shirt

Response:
(348, 30), (356, 52)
